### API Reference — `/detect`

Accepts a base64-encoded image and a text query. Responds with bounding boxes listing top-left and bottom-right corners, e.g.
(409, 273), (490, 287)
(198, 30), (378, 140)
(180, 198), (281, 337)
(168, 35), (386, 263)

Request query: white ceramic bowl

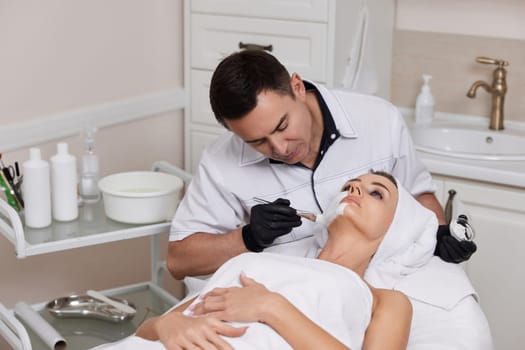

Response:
(98, 171), (184, 224)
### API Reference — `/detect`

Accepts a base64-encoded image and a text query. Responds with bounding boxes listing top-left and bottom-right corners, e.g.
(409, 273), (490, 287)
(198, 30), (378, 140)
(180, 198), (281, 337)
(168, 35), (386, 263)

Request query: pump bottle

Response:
(79, 127), (101, 204)
(415, 74), (434, 125)
(51, 143), (78, 221)
(22, 148), (52, 228)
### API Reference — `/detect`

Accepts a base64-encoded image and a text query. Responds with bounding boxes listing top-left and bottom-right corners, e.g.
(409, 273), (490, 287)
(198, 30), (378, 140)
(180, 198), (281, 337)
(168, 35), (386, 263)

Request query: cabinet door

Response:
(190, 70), (216, 127)
(431, 175), (445, 207)
(191, 14), (328, 82)
(190, 0), (329, 21)
(189, 130), (225, 173)
(443, 179), (525, 350)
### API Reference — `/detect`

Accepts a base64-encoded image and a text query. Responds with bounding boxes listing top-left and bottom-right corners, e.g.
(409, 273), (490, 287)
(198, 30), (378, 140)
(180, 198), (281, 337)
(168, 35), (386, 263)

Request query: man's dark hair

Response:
(209, 50), (294, 127)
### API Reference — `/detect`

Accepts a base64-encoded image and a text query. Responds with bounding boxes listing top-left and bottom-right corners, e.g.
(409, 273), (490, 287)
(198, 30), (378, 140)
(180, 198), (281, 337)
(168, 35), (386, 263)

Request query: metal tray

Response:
(46, 295), (136, 323)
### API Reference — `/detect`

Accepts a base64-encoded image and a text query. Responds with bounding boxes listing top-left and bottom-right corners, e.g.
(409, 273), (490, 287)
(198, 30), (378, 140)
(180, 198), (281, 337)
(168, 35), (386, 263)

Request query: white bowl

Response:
(98, 171), (184, 224)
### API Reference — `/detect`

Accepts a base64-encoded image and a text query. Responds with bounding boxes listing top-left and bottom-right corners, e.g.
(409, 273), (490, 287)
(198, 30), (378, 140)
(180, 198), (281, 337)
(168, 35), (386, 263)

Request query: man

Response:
(167, 50), (476, 280)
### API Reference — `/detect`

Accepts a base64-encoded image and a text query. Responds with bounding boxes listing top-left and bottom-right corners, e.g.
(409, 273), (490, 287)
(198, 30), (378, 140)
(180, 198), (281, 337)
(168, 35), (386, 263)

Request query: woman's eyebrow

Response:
(371, 181), (390, 192)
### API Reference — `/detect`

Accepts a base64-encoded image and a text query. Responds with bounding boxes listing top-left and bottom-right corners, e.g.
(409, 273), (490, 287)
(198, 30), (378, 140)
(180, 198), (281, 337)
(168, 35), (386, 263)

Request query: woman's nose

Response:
(348, 183), (362, 196)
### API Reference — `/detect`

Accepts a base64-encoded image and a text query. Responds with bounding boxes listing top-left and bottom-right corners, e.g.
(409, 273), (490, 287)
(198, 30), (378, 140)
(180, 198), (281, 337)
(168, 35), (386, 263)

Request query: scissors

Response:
(0, 158), (24, 209)
(2, 163), (20, 182)
(253, 197), (317, 222)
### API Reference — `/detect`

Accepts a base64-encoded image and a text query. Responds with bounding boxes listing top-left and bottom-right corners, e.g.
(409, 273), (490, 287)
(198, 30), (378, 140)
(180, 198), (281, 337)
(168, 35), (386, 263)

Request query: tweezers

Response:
(253, 197), (317, 222)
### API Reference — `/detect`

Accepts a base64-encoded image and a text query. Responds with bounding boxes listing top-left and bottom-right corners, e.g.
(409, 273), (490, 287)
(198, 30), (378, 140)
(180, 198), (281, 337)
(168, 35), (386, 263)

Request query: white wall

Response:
(396, 0), (525, 40)
(0, 4), (185, 347)
(392, 0), (525, 121)
(1, 0), (183, 124)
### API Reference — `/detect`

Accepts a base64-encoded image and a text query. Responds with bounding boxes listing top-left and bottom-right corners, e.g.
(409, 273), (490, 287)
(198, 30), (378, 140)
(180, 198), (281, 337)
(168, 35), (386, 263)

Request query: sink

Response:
(410, 124), (525, 161)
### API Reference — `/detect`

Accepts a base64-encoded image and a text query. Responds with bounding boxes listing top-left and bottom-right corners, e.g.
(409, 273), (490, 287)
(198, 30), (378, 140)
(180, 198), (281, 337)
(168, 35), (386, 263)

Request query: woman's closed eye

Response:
(370, 189), (384, 199)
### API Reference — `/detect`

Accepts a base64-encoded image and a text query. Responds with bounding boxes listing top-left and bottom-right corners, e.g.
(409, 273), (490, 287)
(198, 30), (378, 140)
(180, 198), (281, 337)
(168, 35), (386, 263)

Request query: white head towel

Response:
(364, 183), (437, 289)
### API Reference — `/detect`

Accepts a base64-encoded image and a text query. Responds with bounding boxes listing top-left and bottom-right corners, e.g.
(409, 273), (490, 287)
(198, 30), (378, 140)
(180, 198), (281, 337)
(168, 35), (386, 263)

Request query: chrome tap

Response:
(467, 56), (509, 130)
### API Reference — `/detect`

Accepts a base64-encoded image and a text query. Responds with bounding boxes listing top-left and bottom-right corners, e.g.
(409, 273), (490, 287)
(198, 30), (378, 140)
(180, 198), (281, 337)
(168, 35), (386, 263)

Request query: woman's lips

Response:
(342, 196), (361, 207)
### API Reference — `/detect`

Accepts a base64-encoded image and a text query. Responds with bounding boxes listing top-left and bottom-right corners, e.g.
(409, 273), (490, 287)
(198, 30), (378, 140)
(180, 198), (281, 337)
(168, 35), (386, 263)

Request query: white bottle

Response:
(415, 74), (434, 125)
(51, 143), (78, 221)
(22, 148), (52, 228)
(79, 127), (101, 204)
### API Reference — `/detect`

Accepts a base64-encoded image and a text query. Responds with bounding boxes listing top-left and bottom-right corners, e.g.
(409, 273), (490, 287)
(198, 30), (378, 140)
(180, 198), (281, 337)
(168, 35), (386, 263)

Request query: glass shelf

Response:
(18, 283), (177, 350)
(0, 200), (171, 258)
(0, 162), (191, 349)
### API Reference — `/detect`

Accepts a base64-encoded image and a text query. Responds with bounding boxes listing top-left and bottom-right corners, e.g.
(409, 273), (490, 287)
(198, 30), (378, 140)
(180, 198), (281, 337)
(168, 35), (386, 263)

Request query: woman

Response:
(94, 171), (434, 350)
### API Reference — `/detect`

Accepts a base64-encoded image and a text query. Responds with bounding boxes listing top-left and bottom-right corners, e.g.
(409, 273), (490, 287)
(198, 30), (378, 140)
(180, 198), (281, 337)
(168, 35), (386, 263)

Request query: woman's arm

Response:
(135, 298), (246, 350)
(193, 273), (350, 350)
(362, 289), (412, 350)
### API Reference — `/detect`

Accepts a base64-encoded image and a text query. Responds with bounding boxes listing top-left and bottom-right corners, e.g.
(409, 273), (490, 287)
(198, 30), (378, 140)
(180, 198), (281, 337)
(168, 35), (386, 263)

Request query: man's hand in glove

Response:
(242, 198), (302, 252)
(434, 224), (477, 263)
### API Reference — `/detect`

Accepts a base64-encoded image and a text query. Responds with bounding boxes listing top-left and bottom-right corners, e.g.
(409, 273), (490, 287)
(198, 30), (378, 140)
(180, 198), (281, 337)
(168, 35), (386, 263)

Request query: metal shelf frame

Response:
(0, 161), (192, 350)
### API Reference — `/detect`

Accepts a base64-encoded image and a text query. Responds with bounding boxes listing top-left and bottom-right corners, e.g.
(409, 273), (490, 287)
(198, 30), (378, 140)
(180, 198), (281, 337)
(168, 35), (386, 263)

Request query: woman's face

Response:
(330, 173), (398, 242)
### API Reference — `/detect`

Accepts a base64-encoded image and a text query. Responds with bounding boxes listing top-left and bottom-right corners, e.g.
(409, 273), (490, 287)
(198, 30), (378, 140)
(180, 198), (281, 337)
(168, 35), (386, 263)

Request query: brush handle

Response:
(86, 290), (135, 314)
(253, 197), (317, 222)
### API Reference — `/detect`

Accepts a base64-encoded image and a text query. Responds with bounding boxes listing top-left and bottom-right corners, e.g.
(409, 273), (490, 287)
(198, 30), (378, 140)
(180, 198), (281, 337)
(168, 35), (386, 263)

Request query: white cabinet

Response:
(433, 174), (525, 350)
(183, 0), (395, 173)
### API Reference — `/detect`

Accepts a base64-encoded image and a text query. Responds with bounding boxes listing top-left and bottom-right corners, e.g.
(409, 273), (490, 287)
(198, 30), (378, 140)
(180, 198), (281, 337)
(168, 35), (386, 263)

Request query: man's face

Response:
(224, 76), (316, 165)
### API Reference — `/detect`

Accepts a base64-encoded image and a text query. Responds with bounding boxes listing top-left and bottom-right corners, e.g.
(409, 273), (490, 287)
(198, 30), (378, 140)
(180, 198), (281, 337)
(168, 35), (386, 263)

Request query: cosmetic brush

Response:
(253, 197), (318, 222)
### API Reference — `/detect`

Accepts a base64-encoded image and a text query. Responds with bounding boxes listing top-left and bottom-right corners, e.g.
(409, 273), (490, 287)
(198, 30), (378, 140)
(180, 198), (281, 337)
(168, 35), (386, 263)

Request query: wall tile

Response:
(392, 30), (525, 123)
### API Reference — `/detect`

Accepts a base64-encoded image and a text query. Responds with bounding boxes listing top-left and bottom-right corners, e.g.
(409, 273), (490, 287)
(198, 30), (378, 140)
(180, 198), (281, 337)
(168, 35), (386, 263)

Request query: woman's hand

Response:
(192, 273), (275, 323)
(153, 310), (247, 350)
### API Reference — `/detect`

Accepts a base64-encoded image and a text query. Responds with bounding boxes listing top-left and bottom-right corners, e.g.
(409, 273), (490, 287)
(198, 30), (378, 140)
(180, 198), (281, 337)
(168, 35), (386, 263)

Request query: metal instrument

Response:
(253, 197), (318, 222)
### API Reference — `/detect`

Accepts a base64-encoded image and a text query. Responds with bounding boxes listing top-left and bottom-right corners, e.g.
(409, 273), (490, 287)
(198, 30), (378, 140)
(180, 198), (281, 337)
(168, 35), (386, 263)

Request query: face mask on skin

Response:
(312, 191), (349, 252)
(316, 191), (349, 227)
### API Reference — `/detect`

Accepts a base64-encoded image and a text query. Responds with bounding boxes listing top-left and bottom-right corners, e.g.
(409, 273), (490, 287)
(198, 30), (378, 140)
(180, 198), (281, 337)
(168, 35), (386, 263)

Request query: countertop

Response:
(400, 108), (525, 189)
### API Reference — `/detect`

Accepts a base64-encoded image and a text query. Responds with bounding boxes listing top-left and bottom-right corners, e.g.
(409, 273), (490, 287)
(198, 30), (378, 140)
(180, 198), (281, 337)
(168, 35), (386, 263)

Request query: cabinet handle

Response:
(444, 189), (457, 224)
(238, 42), (273, 52)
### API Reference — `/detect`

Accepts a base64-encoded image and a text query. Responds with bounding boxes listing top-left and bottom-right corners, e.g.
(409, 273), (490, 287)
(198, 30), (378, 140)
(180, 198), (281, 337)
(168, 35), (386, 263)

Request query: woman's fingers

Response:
(239, 272), (257, 286)
(203, 326), (235, 350)
(189, 318), (243, 350)
(216, 322), (248, 338)
(192, 297), (226, 316)
(205, 286), (237, 297)
(167, 337), (198, 350)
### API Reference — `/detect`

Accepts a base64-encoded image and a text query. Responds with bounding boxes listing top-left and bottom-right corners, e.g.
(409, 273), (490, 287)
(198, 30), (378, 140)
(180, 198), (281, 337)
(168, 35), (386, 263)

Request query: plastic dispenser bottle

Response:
(415, 74), (434, 125)
(22, 148), (52, 228)
(51, 142), (78, 221)
(79, 127), (101, 204)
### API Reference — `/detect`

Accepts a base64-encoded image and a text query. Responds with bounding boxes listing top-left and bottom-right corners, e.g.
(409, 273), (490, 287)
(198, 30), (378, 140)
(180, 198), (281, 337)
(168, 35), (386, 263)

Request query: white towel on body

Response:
(92, 253), (373, 350)
(185, 252), (373, 350)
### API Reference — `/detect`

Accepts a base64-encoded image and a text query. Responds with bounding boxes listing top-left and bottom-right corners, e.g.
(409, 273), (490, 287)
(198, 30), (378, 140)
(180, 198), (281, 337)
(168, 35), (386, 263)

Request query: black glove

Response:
(242, 198), (302, 252)
(434, 224), (477, 263)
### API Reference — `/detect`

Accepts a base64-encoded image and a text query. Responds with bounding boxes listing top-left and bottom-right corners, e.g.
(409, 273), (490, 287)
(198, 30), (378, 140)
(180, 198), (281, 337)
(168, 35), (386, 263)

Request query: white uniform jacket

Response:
(170, 82), (434, 254)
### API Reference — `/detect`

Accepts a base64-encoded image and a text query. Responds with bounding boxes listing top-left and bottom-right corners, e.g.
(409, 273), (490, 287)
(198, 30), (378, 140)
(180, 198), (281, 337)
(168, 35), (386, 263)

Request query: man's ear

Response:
(290, 73), (306, 99)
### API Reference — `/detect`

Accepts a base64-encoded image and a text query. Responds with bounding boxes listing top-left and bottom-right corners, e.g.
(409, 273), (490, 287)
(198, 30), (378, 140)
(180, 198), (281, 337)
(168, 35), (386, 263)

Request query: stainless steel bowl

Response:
(46, 295), (136, 323)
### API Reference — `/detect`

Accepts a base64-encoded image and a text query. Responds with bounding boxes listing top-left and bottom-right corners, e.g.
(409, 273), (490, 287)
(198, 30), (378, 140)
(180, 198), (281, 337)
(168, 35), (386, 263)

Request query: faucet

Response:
(467, 56), (509, 130)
